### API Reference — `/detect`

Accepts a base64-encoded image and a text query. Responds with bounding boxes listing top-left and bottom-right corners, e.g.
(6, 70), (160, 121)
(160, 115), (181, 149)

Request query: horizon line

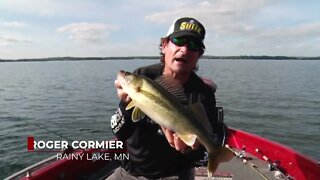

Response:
(1, 55), (320, 61)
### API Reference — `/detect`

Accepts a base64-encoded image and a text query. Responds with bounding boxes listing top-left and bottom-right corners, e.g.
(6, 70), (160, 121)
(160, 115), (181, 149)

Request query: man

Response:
(108, 17), (226, 180)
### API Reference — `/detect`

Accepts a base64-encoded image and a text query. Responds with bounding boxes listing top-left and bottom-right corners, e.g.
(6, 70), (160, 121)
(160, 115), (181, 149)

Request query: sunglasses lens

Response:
(171, 37), (202, 51)
(171, 37), (186, 46)
(188, 40), (199, 51)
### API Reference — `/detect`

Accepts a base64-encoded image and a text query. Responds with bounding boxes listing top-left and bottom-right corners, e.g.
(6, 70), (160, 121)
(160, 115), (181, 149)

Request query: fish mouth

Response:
(118, 70), (133, 84)
(118, 70), (125, 76)
(117, 70), (126, 82)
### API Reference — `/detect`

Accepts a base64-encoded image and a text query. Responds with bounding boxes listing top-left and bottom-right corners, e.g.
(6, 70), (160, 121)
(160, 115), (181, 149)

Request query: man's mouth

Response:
(174, 58), (187, 64)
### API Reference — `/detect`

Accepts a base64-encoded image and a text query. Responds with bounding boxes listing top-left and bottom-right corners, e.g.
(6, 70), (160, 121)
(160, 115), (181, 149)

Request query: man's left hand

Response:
(161, 126), (200, 152)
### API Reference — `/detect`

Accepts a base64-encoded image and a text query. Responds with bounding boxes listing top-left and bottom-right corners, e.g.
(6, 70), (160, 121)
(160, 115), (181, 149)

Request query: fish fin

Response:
(125, 101), (136, 110)
(207, 147), (235, 177)
(155, 75), (187, 103)
(175, 133), (197, 146)
(131, 107), (145, 122)
(126, 101), (145, 122)
(188, 103), (213, 135)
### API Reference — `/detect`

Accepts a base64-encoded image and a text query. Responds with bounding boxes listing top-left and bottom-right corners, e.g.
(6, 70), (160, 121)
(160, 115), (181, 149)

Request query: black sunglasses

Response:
(170, 37), (203, 51)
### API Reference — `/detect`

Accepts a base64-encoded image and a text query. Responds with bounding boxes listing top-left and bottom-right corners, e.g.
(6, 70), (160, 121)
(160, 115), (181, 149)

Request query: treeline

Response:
(202, 55), (320, 60)
(1, 55), (319, 62)
(0, 56), (160, 62)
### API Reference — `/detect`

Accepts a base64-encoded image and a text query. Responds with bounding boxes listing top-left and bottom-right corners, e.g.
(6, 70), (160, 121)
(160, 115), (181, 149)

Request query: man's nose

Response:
(179, 44), (189, 53)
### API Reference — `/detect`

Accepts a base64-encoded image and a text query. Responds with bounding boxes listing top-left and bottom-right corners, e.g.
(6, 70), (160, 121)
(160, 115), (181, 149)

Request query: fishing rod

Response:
(26, 121), (76, 152)
(32, 122), (74, 142)
(224, 144), (270, 180)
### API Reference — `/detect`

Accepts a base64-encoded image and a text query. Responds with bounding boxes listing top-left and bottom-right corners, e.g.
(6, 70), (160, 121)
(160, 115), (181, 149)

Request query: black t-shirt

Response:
(110, 63), (226, 179)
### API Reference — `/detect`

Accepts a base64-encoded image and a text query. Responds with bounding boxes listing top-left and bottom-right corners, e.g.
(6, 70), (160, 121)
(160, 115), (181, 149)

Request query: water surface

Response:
(0, 59), (319, 178)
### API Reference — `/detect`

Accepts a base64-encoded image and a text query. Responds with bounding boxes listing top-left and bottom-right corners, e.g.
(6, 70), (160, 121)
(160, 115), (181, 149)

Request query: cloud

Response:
(0, 0), (105, 17)
(144, 0), (320, 56)
(0, 0), (60, 16)
(145, 0), (276, 38)
(57, 22), (119, 44)
(1, 0), (319, 58)
(0, 36), (33, 46)
(1, 21), (27, 28)
(259, 23), (320, 39)
(146, 0), (272, 23)
(244, 23), (320, 54)
(211, 22), (320, 56)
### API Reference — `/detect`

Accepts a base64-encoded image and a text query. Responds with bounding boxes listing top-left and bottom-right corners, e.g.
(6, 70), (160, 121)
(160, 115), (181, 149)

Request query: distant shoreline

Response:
(1, 55), (320, 62)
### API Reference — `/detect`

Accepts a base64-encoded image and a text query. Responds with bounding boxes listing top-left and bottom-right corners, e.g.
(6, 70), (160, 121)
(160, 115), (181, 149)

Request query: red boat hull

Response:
(226, 128), (320, 180)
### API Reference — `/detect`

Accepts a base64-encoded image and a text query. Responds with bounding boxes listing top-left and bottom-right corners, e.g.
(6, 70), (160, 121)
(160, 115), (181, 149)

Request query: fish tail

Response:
(207, 147), (234, 177)
(207, 152), (219, 177)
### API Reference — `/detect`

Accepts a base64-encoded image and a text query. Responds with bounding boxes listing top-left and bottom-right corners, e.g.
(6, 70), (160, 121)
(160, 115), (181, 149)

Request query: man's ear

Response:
(161, 37), (169, 54)
(198, 49), (204, 57)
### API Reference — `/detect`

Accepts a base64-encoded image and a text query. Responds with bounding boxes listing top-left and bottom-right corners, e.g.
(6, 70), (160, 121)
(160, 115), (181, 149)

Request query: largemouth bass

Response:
(117, 70), (228, 176)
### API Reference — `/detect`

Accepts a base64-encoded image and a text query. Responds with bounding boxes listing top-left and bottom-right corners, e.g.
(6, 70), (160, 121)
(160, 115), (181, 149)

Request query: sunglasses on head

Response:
(170, 37), (203, 51)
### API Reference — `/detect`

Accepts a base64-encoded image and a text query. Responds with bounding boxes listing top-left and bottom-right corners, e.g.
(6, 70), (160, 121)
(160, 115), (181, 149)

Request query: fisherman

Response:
(108, 17), (226, 180)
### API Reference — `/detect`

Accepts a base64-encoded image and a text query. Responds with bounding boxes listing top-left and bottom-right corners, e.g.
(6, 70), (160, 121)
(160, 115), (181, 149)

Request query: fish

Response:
(117, 70), (231, 177)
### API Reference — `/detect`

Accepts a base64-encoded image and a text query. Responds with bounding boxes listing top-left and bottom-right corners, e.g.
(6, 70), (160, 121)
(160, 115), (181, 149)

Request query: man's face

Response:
(162, 36), (202, 75)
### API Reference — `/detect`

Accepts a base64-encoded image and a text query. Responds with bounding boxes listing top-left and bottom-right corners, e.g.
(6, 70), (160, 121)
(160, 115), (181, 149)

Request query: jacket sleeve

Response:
(110, 100), (135, 141)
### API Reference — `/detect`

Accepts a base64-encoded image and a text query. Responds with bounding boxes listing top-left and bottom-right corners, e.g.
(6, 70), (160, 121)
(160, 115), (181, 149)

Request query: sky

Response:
(0, 0), (319, 59)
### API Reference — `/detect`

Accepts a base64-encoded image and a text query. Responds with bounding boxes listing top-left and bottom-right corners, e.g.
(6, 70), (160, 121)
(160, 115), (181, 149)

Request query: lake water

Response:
(0, 59), (319, 178)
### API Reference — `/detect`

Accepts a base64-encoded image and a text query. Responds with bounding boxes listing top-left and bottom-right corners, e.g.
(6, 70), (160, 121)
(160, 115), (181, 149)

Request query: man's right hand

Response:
(114, 79), (131, 104)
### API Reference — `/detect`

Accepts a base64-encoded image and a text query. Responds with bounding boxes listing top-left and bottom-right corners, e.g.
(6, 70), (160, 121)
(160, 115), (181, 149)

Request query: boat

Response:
(5, 127), (320, 180)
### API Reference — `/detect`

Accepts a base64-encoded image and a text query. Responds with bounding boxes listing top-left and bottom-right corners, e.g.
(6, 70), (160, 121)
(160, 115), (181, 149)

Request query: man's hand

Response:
(114, 79), (131, 103)
(161, 126), (199, 152)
